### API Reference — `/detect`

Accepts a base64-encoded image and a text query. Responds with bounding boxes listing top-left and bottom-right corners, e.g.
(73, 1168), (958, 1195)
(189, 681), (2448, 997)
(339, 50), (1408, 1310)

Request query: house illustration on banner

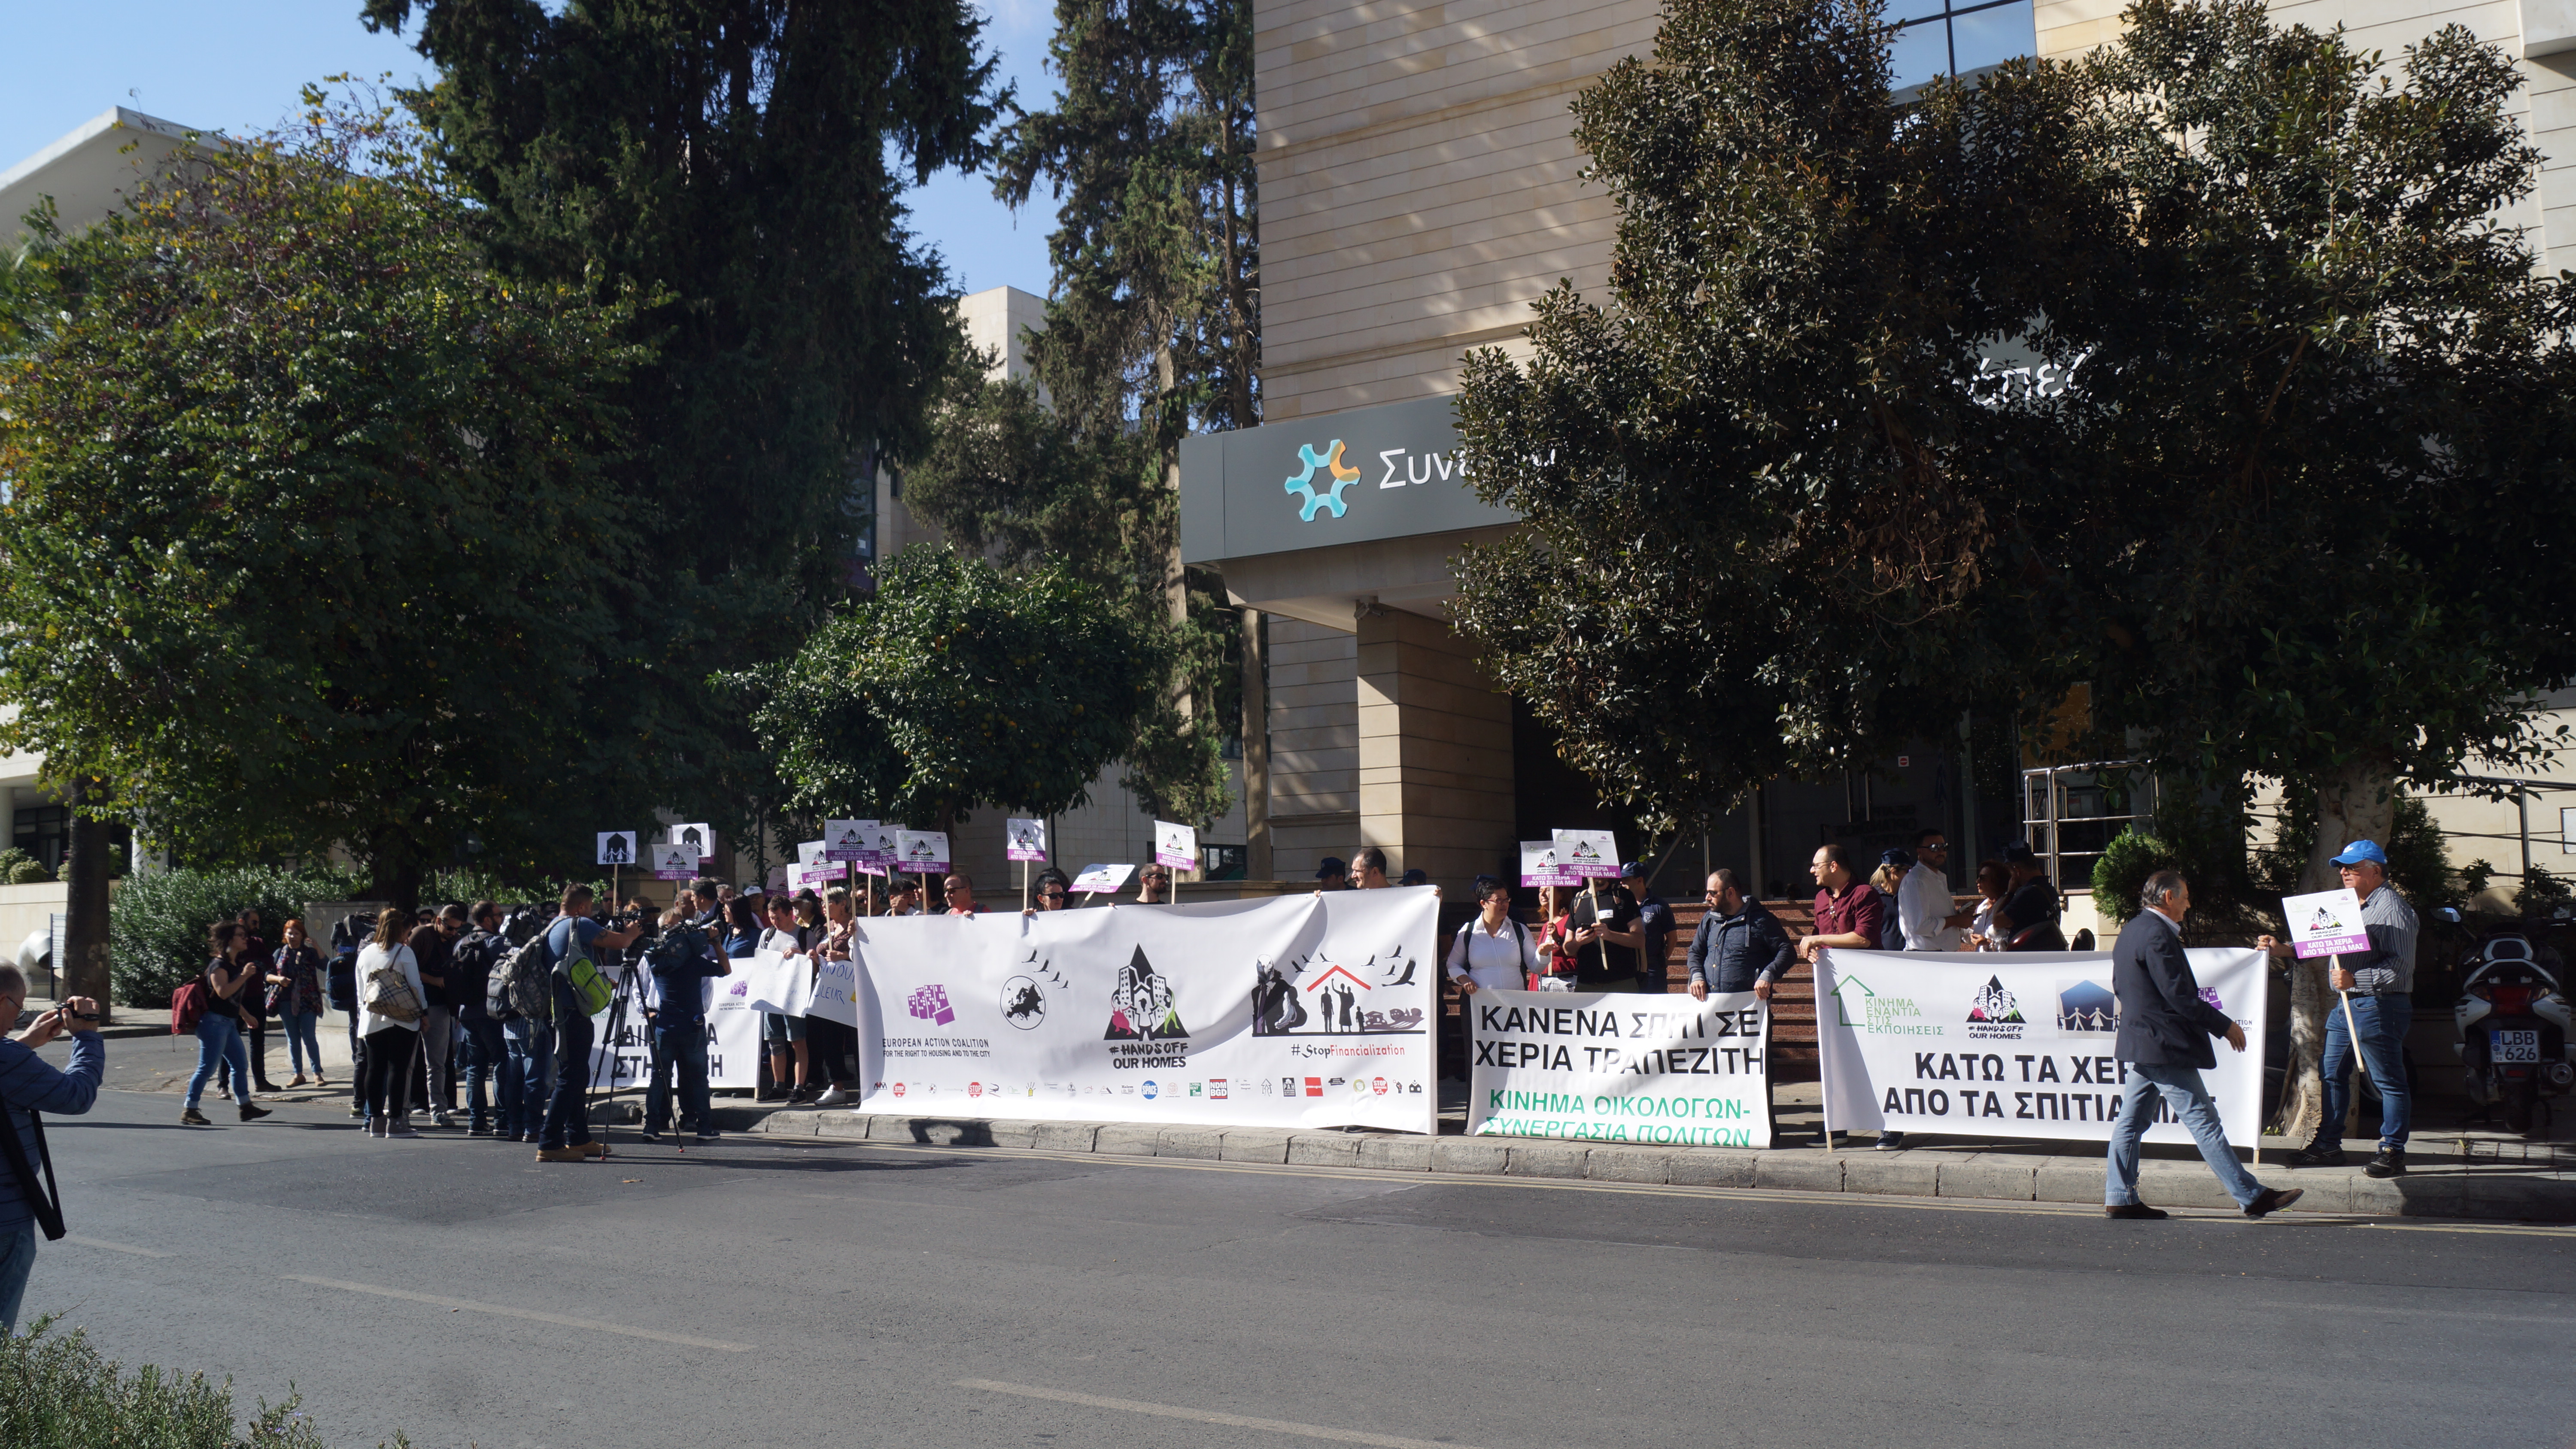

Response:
(1829, 975), (1874, 1027)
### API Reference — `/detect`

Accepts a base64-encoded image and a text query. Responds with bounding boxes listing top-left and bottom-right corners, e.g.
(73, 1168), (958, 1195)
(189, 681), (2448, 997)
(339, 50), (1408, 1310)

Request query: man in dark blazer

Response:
(2105, 870), (2303, 1221)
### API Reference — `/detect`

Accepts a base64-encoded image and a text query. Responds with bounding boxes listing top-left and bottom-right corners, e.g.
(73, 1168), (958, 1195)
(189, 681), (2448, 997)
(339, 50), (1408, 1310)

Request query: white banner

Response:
(591, 970), (766, 1091)
(849, 888), (1438, 1130)
(736, 951), (811, 1017)
(1467, 988), (1771, 1148)
(1814, 948), (2269, 1146)
(808, 957), (860, 1027)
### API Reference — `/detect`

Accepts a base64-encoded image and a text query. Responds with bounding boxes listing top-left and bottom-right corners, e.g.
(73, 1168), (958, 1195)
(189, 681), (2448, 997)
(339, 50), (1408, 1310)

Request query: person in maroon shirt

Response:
(1796, 844), (1882, 965)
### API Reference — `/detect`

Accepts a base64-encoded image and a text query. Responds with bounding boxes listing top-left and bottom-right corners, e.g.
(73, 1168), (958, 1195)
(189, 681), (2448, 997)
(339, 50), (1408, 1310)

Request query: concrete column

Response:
(1241, 608), (1273, 882)
(1355, 607), (1514, 891)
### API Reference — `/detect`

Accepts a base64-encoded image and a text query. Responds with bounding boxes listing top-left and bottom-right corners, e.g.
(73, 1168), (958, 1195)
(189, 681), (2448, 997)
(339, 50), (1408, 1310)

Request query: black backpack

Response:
(450, 930), (504, 1017)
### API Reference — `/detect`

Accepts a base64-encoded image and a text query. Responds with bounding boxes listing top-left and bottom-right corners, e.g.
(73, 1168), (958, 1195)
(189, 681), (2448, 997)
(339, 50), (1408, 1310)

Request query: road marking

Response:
(284, 1275), (752, 1351)
(825, 1140), (2576, 1237)
(63, 1236), (172, 1258)
(959, 1378), (1488, 1449)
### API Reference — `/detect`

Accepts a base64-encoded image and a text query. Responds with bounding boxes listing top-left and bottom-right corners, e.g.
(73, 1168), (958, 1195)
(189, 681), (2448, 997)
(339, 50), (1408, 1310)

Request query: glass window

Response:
(1889, 18), (1951, 93)
(1951, 0), (2038, 74)
(1889, 0), (2035, 92)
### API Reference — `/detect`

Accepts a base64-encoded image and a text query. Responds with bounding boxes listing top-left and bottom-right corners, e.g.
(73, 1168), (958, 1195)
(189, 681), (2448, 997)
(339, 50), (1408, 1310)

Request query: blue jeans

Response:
(280, 1011), (324, 1076)
(502, 1018), (555, 1138)
(184, 1016), (250, 1109)
(540, 977), (594, 1150)
(646, 1021), (710, 1134)
(462, 1016), (507, 1130)
(0, 1221), (35, 1332)
(2106, 1060), (2264, 1209)
(2318, 992), (2412, 1152)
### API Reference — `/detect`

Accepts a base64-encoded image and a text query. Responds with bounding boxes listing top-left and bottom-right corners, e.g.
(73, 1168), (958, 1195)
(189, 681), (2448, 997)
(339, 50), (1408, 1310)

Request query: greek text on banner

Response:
(1467, 988), (1771, 1148)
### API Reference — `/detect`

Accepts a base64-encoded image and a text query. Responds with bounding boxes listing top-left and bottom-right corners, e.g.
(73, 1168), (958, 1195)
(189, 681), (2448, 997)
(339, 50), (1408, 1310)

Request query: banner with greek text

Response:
(1813, 948), (2269, 1146)
(848, 888), (1439, 1131)
(1467, 988), (1771, 1147)
(591, 970), (766, 1092)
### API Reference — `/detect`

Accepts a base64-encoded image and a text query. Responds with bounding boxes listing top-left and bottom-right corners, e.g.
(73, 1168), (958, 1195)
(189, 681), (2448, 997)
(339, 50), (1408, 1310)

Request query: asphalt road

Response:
(16, 1088), (2576, 1449)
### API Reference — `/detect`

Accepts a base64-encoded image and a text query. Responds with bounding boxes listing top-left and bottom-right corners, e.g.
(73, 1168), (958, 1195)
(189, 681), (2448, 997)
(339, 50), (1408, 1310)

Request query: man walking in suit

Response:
(2105, 870), (2303, 1221)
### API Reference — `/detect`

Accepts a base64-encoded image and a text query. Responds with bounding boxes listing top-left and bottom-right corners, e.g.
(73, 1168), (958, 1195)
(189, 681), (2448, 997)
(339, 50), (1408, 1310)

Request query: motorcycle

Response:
(2441, 909), (2576, 1135)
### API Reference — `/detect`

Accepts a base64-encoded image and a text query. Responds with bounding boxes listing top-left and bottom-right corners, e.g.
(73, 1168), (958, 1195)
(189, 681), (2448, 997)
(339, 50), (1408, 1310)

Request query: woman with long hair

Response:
(1534, 884), (1581, 989)
(268, 919), (328, 1087)
(355, 906), (428, 1139)
(180, 922), (273, 1127)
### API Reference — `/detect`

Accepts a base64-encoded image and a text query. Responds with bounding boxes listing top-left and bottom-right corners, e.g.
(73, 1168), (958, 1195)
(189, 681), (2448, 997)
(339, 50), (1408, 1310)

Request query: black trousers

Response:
(360, 1027), (419, 1121)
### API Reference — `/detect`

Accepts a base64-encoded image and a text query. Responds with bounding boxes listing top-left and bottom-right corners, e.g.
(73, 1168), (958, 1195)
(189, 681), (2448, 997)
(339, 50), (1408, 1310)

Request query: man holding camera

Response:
(0, 971), (103, 1330)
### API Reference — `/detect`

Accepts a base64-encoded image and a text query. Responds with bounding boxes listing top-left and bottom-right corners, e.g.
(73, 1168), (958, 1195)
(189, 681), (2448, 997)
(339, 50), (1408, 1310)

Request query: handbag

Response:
(0, 1108), (64, 1242)
(362, 953), (424, 1024)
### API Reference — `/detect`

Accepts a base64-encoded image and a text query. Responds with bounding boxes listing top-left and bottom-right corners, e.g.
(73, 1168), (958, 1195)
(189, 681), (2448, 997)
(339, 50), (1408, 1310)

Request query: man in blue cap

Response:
(2259, 839), (2417, 1178)
(1618, 862), (1676, 992)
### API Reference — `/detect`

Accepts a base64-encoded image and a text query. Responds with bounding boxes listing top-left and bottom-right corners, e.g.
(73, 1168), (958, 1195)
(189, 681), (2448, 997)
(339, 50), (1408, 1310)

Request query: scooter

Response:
(2443, 910), (2576, 1135)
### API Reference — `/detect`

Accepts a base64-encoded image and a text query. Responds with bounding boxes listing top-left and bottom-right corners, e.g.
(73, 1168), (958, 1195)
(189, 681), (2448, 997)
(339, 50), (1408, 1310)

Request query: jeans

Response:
(502, 1018), (556, 1138)
(541, 978), (594, 1150)
(184, 1016), (251, 1109)
(647, 1022), (710, 1134)
(461, 1016), (507, 1130)
(2106, 1060), (2264, 1209)
(0, 1221), (35, 1332)
(2318, 992), (2412, 1152)
(281, 1011), (324, 1076)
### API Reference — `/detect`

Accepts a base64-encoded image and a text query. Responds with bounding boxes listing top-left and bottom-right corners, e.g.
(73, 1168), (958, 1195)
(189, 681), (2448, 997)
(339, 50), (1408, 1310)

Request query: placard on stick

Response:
(2281, 887), (2369, 958)
(669, 823), (715, 863)
(1550, 828), (1620, 879)
(596, 831), (636, 867)
(1154, 820), (1197, 871)
(1520, 840), (1577, 888)
(648, 842), (697, 881)
(824, 819), (874, 863)
(1006, 818), (1049, 863)
(1071, 863), (1134, 896)
(896, 830), (951, 875)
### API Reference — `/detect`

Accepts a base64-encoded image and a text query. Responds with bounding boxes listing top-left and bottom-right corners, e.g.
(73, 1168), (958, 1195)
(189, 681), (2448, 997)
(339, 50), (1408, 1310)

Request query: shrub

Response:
(0, 847), (31, 879)
(109, 865), (361, 1008)
(8, 861), (52, 885)
(0, 1316), (344, 1447)
(2090, 830), (2181, 927)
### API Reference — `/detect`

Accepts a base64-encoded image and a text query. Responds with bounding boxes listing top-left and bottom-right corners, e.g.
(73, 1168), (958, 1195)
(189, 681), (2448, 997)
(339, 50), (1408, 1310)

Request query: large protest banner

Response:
(592, 969), (766, 1092)
(1467, 988), (1771, 1147)
(848, 888), (1438, 1131)
(1813, 948), (2269, 1146)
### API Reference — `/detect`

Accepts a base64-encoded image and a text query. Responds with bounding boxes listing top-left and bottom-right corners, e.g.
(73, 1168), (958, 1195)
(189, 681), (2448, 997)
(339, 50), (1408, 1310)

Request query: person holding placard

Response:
(756, 895), (814, 1103)
(806, 888), (860, 1107)
(2108, 872), (2303, 1220)
(2259, 840), (2418, 1177)
(1136, 866), (1172, 904)
(944, 874), (981, 916)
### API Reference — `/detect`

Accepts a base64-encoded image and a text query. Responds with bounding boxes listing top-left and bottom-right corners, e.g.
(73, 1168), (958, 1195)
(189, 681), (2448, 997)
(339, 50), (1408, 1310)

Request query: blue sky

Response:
(0, 0), (1057, 298)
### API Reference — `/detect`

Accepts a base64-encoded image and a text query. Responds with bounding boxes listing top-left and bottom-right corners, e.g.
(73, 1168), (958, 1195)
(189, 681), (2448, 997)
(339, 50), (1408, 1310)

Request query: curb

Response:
(742, 1110), (2576, 1222)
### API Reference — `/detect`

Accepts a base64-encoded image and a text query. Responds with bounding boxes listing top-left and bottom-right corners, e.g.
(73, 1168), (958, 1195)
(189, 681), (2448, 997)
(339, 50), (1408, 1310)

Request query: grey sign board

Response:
(1179, 394), (1519, 564)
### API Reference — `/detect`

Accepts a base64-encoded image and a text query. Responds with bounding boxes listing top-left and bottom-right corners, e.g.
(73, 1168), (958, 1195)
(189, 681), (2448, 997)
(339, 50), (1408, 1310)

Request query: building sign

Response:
(1179, 394), (1520, 564)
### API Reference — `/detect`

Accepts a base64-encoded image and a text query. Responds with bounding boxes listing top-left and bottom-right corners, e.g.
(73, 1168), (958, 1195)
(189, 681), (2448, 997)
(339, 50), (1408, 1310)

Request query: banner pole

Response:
(1814, 950), (1833, 1152)
(2332, 952), (2364, 1154)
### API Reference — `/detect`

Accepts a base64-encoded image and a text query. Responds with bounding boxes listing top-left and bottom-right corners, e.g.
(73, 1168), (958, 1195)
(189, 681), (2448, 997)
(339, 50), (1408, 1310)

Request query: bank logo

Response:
(1285, 440), (1361, 521)
(2056, 979), (2120, 1033)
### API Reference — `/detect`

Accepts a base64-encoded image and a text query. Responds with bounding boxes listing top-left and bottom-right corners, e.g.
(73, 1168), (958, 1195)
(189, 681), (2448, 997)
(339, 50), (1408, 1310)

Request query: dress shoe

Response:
(2364, 1149), (2406, 1179)
(2104, 1203), (2169, 1220)
(179, 1107), (212, 1126)
(535, 1145), (587, 1162)
(2243, 1186), (2305, 1219)
(238, 1103), (273, 1122)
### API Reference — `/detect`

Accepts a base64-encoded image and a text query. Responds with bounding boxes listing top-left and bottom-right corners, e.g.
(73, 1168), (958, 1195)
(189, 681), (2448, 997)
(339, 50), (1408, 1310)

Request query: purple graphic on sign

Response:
(908, 985), (957, 1026)
(2198, 986), (2225, 1013)
(730, 980), (748, 997)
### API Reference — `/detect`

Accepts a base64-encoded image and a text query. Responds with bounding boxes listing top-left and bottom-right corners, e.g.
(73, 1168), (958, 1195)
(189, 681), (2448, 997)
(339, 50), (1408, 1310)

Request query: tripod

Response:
(585, 958), (649, 1134)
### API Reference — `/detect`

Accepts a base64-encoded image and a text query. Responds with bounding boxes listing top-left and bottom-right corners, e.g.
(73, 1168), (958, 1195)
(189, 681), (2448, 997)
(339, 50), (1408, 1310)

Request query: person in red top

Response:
(943, 873), (980, 916)
(1796, 844), (1883, 965)
(1533, 883), (1581, 989)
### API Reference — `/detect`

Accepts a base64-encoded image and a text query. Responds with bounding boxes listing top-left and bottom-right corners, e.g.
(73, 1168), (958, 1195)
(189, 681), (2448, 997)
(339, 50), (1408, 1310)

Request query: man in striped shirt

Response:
(0, 967), (103, 1330)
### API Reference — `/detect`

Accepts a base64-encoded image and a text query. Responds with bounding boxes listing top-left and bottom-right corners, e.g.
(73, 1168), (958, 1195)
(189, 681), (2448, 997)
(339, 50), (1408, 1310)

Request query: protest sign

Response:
(793, 861), (843, 891)
(704, 971), (766, 1088)
(1813, 948), (2269, 1146)
(848, 889), (1437, 1131)
(597, 831), (635, 867)
(1154, 820), (1197, 871)
(824, 820), (875, 863)
(1467, 987), (1770, 1147)
(594, 973), (765, 1091)
(1550, 829), (1619, 879)
(648, 842), (696, 881)
(808, 958), (860, 1026)
(1071, 863), (1134, 895)
(670, 823), (715, 862)
(2281, 888), (2368, 958)
(896, 830), (951, 875)
(1006, 818), (1049, 863)
(796, 840), (827, 869)
(736, 951), (814, 1018)
(1519, 840), (1576, 888)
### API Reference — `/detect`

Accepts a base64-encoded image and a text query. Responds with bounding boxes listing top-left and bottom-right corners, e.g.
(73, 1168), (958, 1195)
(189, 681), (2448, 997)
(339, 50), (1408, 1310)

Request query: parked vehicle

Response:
(2442, 909), (2576, 1135)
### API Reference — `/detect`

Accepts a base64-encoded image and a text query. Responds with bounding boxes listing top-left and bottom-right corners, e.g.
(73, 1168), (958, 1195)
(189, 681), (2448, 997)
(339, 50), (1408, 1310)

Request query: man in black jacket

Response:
(1684, 870), (1795, 1001)
(2105, 871), (2301, 1220)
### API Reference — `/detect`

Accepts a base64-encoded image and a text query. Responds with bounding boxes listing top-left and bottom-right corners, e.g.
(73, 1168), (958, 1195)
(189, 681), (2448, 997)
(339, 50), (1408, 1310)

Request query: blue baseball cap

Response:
(1619, 861), (1648, 879)
(2330, 840), (2388, 867)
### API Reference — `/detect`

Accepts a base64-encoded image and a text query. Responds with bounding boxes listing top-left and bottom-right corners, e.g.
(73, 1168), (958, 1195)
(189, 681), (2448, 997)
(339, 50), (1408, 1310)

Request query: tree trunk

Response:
(61, 777), (114, 1022)
(2274, 756), (2398, 1143)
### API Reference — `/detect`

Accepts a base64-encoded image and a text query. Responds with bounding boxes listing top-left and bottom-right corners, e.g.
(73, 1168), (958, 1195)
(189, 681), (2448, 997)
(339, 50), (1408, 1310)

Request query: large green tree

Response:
(361, 0), (1007, 837)
(0, 102), (648, 908)
(902, 0), (1256, 827)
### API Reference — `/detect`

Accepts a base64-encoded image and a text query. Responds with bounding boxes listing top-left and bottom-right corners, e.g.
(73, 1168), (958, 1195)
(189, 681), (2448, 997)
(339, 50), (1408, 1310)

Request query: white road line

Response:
(62, 1236), (172, 1258)
(284, 1275), (751, 1351)
(958, 1379), (1489, 1449)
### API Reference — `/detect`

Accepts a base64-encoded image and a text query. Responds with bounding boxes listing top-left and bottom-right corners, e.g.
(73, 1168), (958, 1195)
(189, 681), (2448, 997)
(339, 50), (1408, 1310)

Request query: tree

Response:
(898, 0), (1258, 827)
(727, 545), (1163, 835)
(0, 101), (649, 909)
(361, 0), (1007, 824)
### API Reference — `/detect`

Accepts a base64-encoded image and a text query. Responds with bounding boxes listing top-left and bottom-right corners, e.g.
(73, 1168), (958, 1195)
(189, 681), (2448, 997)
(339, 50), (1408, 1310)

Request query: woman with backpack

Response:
(267, 919), (327, 1088)
(355, 907), (429, 1140)
(181, 923), (274, 1127)
(1445, 876), (1541, 996)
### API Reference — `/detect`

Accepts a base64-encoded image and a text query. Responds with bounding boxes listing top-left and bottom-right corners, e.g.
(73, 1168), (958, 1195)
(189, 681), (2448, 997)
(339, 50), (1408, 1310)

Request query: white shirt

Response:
(355, 943), (426, 1036)
(1899, 861), (1966, 952)
(1446, 915), (1541, 992)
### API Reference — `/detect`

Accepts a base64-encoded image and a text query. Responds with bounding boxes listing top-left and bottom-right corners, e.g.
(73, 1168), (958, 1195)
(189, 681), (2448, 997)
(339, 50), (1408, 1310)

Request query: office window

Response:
(1889, 0), (2036, 93)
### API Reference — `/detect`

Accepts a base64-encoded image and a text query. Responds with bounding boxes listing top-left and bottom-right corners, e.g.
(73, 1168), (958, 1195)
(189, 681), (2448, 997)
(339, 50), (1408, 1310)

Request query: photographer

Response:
(535, 885), (642, 1163)
(642, 904), (730, 1143)
(0, 972), (102, 1331)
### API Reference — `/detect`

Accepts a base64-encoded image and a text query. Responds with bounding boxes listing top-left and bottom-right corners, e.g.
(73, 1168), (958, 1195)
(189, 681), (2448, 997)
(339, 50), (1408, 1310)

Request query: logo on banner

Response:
(1285, 440), (1361, 521)
(1106, 946), (1192, 1071)
(1303, 1076), (1324, 1097)
(1830, 975), (1940, 1037)
(1250, 955), (1427, 1037)
(968, 1081), (983, 1098)
(1965, 976), (2026, 1041)
(2056, 980), (2120, 1033)
(1209, 1078), (1228, 1100)
(1142, 1080), (1159, 1099)
(1002, 976), (1047, 1029)
(891, 1082), (906, 1097)
(908, 985), (957, 1027)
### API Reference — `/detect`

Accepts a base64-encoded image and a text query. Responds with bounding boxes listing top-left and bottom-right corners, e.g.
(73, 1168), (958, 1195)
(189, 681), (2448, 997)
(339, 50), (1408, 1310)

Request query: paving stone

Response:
(1286, 1133), (1361, 1166)
(1941, 1158), (2041, 1202)
(1219, 1128), (1294, 1164)
(1843, 1154), (1939, 1197)
(1094, 1123), (1162, 1157)
(1666, 1151), (1756, 1188)
(1156, 1126), (1227, 1160)
(806, 1113), (869, 1139)
(1357, 1135), (1434, 1171)
(2032, 1164), (2100, 1204)
(1755, 1153), (1845, 1193)
(1586, 1147), (1673, 1185)
(980, 1119), (1043, 1149)
(1030, 1121), (1099, 1152)
(2132, 1160), (2239, 1210)
(1504, 1143), (1589, 1179)
(1431, 1138), (1510, 1175)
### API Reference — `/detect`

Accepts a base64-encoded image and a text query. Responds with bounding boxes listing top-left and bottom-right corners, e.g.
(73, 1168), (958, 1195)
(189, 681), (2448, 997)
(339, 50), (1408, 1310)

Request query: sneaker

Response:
(388, 1124), (421, 1139)
(755, 1087), (785, 1103)
(431, 1110), (455, 1129)
(2243, 1186), (2305, 1219)
(468, 1125), (494, 1138)
(2364, 1149), (2407, 1179)
(813, 1086), (851, 1107)
(535, 1145), (587, 1162)
(2283, 1143), (2346, 1169)
(238, 1103), (273, 1122)
(695, 1129), (721, 1142)
(787, 1085), (818, 1104)
(369, 1118), (389, 1138)
(349, 1101), (366, 1118)
(2103, 1203), (2169, 1220)
(1874, 1131), (1908, 1151)
(639, 1130), (664, 1143)
(179, 1107), (212, 1126)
